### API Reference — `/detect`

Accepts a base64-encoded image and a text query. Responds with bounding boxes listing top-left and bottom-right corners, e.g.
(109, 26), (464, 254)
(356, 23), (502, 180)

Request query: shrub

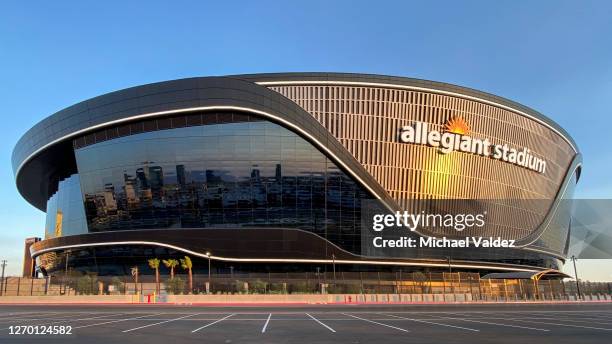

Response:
(250, 279), (267, 294)
(289, 281), (311, 294)
(344, 284), (362, 294)
(110, 277), (124, 293)
(413, 272), (430, 293)
(268, 282), (286, 294)
(234, 280), (247, 293)
(165, 277), (185, 295)
(325, 284), (361, 294)
(326, 284), (341, 294)
(76, 274), (99, 295)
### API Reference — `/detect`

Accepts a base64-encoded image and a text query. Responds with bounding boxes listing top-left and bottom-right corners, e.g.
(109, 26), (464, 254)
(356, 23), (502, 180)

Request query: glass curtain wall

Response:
(73, 113), (370, 254)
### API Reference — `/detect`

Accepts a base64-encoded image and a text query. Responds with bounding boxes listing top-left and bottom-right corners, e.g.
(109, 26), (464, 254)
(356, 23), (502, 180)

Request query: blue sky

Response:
(0, 1), (611, 279)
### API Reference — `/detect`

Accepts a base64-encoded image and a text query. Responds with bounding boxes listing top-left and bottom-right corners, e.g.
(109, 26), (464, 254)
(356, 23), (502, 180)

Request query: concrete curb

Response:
(1, 294), (611, 305)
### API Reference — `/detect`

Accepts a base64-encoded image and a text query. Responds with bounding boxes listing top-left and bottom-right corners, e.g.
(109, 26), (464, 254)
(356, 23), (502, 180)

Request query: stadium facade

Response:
(12, 73), (581, 277)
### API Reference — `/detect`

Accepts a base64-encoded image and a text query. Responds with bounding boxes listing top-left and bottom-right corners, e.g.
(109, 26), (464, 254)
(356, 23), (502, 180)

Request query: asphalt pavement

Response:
(0, 303), (611, 343)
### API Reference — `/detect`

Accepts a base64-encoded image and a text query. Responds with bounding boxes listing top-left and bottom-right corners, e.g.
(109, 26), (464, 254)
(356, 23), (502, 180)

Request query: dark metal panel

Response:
(13, 76), (391, 211)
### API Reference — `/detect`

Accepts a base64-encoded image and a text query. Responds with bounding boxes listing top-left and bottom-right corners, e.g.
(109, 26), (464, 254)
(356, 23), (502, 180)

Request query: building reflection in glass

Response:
(74, 118), (369, 254)
(45, 174), (88, 238)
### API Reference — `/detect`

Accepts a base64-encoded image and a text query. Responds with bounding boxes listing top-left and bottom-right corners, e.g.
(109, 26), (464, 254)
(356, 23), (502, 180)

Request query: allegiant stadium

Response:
(11, 73), (580, 277)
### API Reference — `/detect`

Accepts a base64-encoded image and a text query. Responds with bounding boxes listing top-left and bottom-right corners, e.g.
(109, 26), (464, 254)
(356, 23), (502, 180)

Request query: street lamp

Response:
(571, 255), (582, 300)
(65, 251), (70, 275)
(331, 254), (336, 283)
(446, 256), (452, 273)
(230, 266), (234, 280)
(131, 266), (139, 294)
(206, 252), (212, 291)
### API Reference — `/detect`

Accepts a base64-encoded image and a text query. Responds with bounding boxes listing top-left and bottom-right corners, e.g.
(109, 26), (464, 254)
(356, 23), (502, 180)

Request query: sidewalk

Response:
(1, 293), (611, 305)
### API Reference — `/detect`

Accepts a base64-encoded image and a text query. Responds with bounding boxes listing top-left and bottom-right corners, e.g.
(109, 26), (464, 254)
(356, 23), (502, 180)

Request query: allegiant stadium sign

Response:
(399, 117), (547, 174)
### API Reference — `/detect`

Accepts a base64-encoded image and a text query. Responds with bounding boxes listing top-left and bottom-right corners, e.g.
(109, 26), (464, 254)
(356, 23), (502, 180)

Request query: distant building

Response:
(176, 164), (186, 186)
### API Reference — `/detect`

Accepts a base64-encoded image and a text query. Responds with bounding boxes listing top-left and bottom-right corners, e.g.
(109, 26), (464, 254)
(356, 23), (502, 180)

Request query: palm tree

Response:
(148, 258), (161, 293)
(180, 256), (193, 293)
(162, 259), (179, 279)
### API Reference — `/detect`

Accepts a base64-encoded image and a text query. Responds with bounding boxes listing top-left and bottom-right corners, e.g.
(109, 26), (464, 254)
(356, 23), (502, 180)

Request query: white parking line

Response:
(0, 312), (72, 321)
(449, 311), (612, 324)
(539, 311), (611, 318)
(501, 316), (612, 326)
(123, 313), (199, 333)
(461, 314), (612, 327)
(495, 318), (612, 331)
(538, 313), (612, 322)
(306, 313), (336, 333)
(261, 314), (271, 333)
(45, 313), (125, 326)
(433, 315), (549, 331)
(342, 313), (409, 332)
(0, 312), (41, 319)
(1, 312), (93, 330)
(0, 312), (66, 324)
(1, 313), (124, 331)
(378, 310), (612, 315)
(72, 313), (164, 329)
(191, 314), (235, 333)
(384, 314), (479, 332)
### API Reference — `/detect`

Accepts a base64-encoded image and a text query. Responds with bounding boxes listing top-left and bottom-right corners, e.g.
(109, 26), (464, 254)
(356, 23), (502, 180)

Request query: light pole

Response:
(446, 256), (452, 273)
(206, 252), (211, 293)
(0, 260), (6, 296)
(230, 266), (234, 281)
(571, 255), (582, 300)
(65, 251), (70, 275)
(63, 251), (70, 295)
(331, 254), (336, 284)
(131, 266), (139, 294)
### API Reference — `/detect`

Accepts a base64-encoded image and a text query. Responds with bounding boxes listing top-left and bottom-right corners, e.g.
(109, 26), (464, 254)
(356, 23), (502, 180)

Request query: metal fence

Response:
(1, 272), (611, 301)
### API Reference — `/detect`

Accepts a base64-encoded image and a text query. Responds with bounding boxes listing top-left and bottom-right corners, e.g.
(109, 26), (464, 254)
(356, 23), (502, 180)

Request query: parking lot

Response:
(0, 303), (611, 343)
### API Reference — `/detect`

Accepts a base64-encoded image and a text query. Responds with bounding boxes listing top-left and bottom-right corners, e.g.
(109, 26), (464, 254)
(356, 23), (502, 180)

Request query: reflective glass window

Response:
(74, 114), (371, 254)
(45, 174), (88, 238)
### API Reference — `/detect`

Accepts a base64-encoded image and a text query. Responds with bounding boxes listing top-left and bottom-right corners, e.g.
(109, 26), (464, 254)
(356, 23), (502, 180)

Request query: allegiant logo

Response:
(399, 117), (547, 174)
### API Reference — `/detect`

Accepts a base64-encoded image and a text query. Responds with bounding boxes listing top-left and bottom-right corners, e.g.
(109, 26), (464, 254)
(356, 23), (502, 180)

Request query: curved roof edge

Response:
(12, 73), (580, 210)
(230, 72), (579, 153)
(12, 76), (393, 211)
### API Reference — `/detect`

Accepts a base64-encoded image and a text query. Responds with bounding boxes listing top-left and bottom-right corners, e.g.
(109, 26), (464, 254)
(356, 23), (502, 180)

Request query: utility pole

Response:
(571, 255), (582, 300)
(0, 260), (6, 296)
